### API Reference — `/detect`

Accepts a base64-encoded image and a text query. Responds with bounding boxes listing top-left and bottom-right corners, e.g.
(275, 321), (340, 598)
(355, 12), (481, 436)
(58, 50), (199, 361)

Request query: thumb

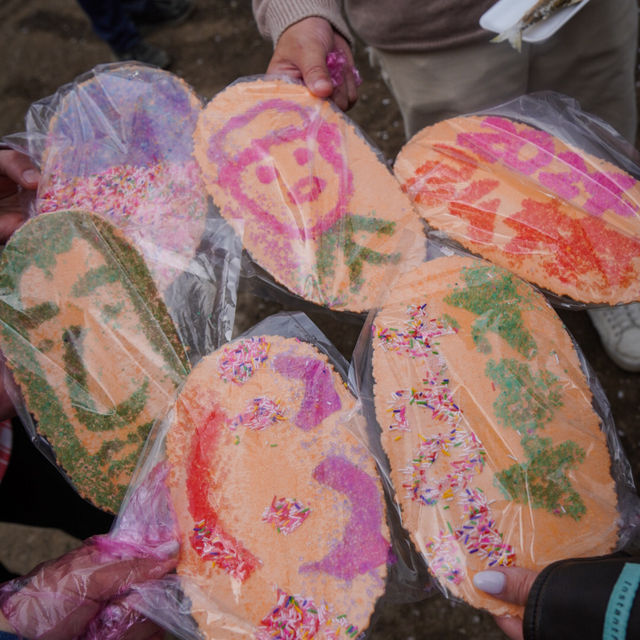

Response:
(297, 46), (333, 97)
(473, 567), (539, 606)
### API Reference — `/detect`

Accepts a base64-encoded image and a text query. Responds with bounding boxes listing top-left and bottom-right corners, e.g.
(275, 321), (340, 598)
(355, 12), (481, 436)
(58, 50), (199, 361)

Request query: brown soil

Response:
(1, 2), (639, 639)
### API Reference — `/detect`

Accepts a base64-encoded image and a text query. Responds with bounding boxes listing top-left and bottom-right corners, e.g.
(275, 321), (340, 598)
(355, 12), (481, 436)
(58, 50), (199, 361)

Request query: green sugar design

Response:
(486, 358), (563, 436)
(316, 213), (400, 293)
(444, 264), (536, 359)
(495, 435), (586, 520)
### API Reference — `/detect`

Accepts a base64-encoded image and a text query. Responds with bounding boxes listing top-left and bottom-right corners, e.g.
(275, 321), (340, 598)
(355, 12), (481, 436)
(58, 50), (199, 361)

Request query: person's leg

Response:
(75, 0), (171, 67)
(528, 0), (640, 371)
(123, 0), (194, 28)
(369, 39), (529, 138)
(76, 0), (141, 54)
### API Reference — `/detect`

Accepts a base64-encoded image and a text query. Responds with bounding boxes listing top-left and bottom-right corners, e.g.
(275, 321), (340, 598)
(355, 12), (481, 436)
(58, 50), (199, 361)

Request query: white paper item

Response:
(480, 0), (590, 44)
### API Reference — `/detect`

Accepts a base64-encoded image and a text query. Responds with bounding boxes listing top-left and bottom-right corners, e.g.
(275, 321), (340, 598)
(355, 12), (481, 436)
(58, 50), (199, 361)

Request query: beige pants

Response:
(370, 0), (638, 142)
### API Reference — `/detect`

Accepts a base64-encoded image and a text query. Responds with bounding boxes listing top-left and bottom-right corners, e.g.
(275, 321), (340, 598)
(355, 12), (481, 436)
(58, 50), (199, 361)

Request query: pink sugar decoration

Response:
(39, 161), (207, 291)
(262, 496), (311, 535)
(326, 50), (362, 88)
(217, 337), (270, 384)
(231, 397), (285, 431)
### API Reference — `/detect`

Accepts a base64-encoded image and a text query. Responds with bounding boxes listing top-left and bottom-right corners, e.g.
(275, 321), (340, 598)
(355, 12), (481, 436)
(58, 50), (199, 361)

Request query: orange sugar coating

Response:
(0, 210), (189, 513)
(372, 256), (618, 616)
(166, 335), (390, 639)
(194, 77), (425, 312)
(393, 115), (640, 304)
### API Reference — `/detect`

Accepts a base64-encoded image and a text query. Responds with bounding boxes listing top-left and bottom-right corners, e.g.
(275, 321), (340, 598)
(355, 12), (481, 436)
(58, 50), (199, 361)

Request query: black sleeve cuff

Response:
(524, 553), (640, 640)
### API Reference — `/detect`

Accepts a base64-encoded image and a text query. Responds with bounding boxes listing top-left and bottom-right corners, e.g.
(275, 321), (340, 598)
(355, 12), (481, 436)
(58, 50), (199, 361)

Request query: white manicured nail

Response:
(473, 570), (506, 594)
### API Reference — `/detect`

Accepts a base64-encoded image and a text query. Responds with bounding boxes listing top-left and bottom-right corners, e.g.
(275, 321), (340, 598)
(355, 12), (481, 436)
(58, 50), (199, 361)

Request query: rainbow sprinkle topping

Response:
(191, 520), (256, 582)
(425, 532), (464, 585)
(374, 303), (456, 357)
(378, 300), (516, 580)
(257, 590), (359, 640)
(231, 397), (286, 431)
(262, 497), (311, 535)
(217, 337), (270, 384)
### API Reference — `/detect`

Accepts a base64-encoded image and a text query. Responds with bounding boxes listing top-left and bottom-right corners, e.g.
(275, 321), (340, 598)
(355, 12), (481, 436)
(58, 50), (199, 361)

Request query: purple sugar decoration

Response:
(300, 455), (389, 581)
(272, 355), (341, 430)
(49, 68), (199, 175)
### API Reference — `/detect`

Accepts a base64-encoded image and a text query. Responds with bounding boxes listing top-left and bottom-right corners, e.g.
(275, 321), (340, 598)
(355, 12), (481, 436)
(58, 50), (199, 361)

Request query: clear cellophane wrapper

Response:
(392, 91), (640, 309)
(348, 252), (640, 617)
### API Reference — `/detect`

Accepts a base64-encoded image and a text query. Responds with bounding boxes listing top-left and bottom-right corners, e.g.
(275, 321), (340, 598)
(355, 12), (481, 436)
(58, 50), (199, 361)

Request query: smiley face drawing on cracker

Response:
(194, 77), (425, 311)
(166, 334), (391, 639)
(394, 115), (640, 304)
(371, 256), (619, 616)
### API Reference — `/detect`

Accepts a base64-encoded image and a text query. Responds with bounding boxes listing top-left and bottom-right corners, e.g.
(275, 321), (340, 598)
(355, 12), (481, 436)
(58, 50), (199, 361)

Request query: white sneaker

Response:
(588, 303), (640, 372)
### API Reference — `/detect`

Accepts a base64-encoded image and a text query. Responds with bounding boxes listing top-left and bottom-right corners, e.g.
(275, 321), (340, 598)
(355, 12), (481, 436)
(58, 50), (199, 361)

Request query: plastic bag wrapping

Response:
(392, 90), (640, 308)
(349, 253), (640, 619)
(0, 209), (191, 514)
(97, 311), (432, 640)
(1, 61), (242, 361)
(0, 462), (178, 640)
(192, 74), (427, 314)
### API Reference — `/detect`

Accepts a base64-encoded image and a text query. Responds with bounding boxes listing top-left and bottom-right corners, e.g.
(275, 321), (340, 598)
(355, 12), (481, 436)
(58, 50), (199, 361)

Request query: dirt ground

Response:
(0, 1), (639, 639)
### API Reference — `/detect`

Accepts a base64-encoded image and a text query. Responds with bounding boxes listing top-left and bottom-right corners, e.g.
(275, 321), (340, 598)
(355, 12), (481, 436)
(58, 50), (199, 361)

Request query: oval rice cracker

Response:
(166, 334), (390, 639)
(0, 210), (189, 512)
(372, 255), (618, 615)
(194, 77), (425, 312)
(394, 115), (640, 304)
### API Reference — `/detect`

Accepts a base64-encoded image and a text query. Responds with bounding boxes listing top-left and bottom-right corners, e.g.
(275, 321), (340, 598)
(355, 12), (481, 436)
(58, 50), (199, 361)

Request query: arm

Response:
(252, 0), (359, 110)
(474, 554), (640, 640)
(0, 149), (38, 243)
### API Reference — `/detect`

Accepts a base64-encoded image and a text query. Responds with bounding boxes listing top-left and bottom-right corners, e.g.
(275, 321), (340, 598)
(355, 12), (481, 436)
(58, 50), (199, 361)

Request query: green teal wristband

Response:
(603, 563), (640, 640)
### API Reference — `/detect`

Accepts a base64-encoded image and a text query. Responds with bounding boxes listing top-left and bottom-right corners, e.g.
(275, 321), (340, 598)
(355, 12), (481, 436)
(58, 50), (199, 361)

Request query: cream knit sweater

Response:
(252, 0), (495, 52)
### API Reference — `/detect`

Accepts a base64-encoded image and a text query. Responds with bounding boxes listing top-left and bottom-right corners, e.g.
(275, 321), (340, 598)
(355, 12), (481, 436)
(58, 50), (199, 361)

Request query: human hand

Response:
(266, 17), (359, 111)
(0, 149), (39, 243)
(0, 535), (177, 639)
(473, 567), (539, 640)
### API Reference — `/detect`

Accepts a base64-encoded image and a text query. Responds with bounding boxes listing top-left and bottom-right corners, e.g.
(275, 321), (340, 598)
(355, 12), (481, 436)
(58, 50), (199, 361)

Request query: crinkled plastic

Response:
(0, 63), (243, 511)
(100, 312), (431, 640)
(0, 462), (178, 640)
(393, 91), (640, 308)
(349, 254), (640, 618)
(193, 74), (426, 314)
(2, 61), (242, 363)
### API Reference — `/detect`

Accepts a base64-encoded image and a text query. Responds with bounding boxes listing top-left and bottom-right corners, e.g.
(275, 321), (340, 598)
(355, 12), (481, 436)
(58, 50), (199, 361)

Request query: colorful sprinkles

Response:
(217, 337), (271, 384)
(191, 519), (256, 582)
(257, 589), (359, 640)
(231, 397), (286, 431)
(375, 299), (514, 584)
(262, 497), (311, 535)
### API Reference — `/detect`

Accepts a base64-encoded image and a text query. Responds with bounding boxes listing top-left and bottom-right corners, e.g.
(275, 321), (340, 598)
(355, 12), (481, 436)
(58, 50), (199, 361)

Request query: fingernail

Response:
(473, 570), (506, 594)
(22, 169), (39, 185)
